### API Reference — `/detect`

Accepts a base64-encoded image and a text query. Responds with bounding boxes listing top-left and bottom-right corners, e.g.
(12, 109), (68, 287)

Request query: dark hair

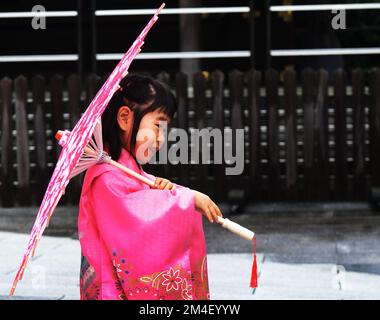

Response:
(102, 74), (177, 163)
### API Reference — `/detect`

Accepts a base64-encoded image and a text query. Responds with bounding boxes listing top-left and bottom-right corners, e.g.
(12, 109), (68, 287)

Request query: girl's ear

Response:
(117, 106), (133, 131)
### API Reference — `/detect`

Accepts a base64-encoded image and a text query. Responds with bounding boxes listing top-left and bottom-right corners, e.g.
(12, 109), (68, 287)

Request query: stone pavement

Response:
(1, 204), (380, 300)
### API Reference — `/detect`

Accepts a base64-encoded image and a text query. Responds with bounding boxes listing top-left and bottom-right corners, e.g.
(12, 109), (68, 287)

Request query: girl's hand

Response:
(193, 190), (223, 224)
(153, 177), (176, 191)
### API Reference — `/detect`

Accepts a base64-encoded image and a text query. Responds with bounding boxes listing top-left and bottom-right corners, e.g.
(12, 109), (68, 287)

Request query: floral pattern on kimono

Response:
(79, 254), (100, 300)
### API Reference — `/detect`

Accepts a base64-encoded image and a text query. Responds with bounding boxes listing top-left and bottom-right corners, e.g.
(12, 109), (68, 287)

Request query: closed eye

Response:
(155, 122), (167, 128)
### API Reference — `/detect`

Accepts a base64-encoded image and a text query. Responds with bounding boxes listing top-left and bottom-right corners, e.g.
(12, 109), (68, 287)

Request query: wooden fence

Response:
(1, 68), (380, 208)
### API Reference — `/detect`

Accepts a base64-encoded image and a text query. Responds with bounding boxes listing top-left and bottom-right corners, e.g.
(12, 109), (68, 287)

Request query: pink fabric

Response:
(78, 148), (210, 300)
(11, 6), (164, 295)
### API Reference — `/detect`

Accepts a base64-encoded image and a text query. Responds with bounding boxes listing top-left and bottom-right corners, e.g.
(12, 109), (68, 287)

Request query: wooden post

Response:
(301, 68), (317, 200)
(14, 76), (30, 205)
(352, 68), (367, 200)
(333, 69), (348, 200)
(211, 70), (226, 201)
(179, 0), (201, 81)
(284, 68), (298, 200)
(0, 77), (14, 207)
(175, 72), (190, 186)
(192, 72), (209, 193)
(228, 70), (246, 205)
(247, 69), (262, 201)
(369, 68), (380, 208)
(50, 75), (64, 164)
(266, 69), (280, 200)
(32, 75), (47, 204)
(314, 69), (329, 200)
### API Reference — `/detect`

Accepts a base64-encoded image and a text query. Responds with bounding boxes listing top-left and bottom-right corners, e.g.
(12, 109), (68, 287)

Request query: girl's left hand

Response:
(152, 177), (176, 191)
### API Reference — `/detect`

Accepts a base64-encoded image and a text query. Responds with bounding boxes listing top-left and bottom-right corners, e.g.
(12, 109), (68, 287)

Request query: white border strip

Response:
(97, 51), (251, 60)
(0, 11), (78, 18)
(271, 48), (380, 56)
(270, 3), (380, 12)
(0, 54), (79, 62)
(95, 7), (250, 16)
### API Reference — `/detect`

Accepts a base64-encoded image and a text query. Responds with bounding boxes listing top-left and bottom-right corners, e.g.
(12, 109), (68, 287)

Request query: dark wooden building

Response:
(1, 1), (380, 207)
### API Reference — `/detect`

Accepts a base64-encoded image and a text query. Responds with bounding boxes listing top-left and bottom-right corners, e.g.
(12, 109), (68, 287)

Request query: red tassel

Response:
(250, 235), (258, 288)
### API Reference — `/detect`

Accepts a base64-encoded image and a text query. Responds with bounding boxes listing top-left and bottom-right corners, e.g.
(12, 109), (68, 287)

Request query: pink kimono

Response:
(78, 148), (210, 300)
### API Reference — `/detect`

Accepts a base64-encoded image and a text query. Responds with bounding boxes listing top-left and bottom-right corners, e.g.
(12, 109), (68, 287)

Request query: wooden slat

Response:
(0, 77), (14, 207)
(192, 72), (209, 192)
(14, 75), (30, 205)
(229, 70), (244, 132)
(175, 72), (189, 186)
(211, 70), (226, 201)
(247, 69), (262, 201)
(228, 70), (245, 204)
(50, 74), (64, 164)
(68, 74), (81, 128)
(333, 69), (348, 200)
(32, 75), (47, 204)
(301, 68), (317, 200)
(352, 68), (367, 199)
(284, 68), (297, 200)
(314, 69), (329, 200)
(369, 68), (380, 205)
(157, 71), (170, 87)
(85, 74), (102, 109)
(265, 69), (280, 200)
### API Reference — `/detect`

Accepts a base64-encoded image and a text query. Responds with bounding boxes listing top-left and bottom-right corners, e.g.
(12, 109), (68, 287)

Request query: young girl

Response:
(78, 74), (223, 300)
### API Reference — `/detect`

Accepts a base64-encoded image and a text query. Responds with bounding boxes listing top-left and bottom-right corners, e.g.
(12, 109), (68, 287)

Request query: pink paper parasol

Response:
(9, 3), (166, 297)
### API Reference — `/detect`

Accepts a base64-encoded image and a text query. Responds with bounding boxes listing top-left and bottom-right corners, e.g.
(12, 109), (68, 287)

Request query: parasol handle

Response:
(215, 217), (254, 241)
(106, 158), (155, 188)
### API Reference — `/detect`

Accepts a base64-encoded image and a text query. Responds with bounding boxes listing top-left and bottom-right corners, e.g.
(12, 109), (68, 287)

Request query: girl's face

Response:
(135, 109), (170, 164)
(118, 106), (170, 164)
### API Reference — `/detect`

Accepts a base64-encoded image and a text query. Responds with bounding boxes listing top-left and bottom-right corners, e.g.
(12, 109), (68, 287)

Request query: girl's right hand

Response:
(193, 190), (223, 224)
(153, 177), (175, 191)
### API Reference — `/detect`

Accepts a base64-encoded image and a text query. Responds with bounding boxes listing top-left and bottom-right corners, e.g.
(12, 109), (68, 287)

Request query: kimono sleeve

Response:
(89, 169), (200, 297)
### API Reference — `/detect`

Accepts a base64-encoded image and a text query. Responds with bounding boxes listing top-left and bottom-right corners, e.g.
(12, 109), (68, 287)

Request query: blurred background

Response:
(1, 0), (380, 210)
